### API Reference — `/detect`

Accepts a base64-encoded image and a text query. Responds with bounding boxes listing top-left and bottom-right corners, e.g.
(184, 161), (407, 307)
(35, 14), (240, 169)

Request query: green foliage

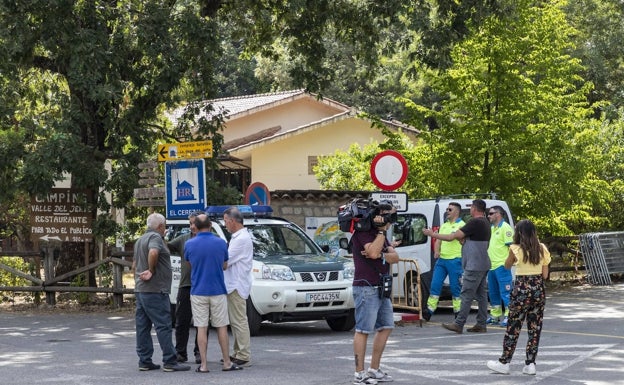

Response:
(0, 1), (224, 222)
(69, 273), (90, 304)
(403, 0), (595, 234)
(564, 0), (624, 118)
(0, 256), (33, 303)
(206, 181), (243, 206)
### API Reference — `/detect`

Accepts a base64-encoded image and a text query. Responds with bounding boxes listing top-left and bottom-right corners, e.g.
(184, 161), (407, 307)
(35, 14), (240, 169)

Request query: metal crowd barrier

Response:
(390, 258), (422, 323)
(579, 232), (624, 285)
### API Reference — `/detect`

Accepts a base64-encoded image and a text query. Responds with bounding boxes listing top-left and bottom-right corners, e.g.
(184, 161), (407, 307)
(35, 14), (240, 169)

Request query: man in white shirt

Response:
(223, 207), (254, 366)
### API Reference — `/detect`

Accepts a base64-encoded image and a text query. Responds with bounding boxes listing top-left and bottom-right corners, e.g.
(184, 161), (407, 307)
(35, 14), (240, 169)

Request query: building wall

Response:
(246, 118), (387, 190)
(224, 97), (344, 143)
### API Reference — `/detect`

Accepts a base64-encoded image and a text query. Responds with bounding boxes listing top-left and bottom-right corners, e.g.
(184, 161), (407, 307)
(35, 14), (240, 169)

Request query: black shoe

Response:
(195, 355), (201, 364)
(176, 353), (188, 363)
(163, 363), (191, 372)
(442, 322), (463, 334)
(139, 362), (161, 371)
(232, 357), (251, 367)
(421, 309), (432, 322)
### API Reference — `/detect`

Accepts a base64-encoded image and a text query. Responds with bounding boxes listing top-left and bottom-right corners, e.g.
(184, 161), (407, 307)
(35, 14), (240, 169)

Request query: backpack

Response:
(337, 198), (375, 233)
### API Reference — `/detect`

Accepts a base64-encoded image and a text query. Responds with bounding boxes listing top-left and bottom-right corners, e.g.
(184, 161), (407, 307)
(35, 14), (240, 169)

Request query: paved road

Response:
(1, 283), (623, 385)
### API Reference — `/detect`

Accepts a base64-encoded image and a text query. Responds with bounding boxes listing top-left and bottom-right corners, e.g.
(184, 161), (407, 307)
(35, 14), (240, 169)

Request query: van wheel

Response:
(406, 274), (420, 308)
(246, 298), (263, 336)
(326, 310), (355, 332)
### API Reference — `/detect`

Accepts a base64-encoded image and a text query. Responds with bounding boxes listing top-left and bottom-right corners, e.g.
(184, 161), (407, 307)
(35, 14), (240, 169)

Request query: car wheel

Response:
(326, 309), (355, 332)
(246, 298), (263, 336)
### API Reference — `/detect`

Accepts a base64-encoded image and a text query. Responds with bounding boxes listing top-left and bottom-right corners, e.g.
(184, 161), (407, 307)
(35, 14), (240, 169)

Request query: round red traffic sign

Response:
(370, 150), (408, 191)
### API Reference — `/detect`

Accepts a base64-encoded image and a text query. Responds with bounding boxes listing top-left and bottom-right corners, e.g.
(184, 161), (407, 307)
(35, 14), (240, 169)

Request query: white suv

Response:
(165, 205), (355, 335)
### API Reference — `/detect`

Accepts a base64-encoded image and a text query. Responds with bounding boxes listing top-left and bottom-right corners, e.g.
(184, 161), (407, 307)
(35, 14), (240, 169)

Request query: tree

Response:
(564, 0), (624, 119)
(0, 0), (406, 242)
(315, 1), (599, 235)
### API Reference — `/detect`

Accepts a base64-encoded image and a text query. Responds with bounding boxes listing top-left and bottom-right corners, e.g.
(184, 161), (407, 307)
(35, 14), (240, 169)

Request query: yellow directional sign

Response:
(157, 140), (213, 162)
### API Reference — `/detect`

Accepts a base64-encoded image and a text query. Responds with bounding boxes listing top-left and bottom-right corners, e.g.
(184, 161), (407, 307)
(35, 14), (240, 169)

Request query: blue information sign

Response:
(165, 160), (206, 219)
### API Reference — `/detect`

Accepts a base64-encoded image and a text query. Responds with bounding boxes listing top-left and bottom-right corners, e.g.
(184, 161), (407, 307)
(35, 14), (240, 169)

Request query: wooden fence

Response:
(0, 250), (133, 308)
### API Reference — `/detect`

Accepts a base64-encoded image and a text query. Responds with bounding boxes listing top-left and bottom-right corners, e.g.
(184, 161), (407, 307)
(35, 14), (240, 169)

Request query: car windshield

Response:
(222, 223), (323, 259)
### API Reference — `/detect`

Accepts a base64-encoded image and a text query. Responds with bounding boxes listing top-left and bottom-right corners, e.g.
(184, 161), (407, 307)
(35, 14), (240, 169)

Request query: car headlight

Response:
(262, 264), (295, 281)
(343, 261), (355, 280)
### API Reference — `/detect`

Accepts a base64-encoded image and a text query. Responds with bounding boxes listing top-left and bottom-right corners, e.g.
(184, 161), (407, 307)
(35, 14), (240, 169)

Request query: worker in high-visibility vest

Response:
(424, 202), (465, 320)
(486, 206), (514, 326)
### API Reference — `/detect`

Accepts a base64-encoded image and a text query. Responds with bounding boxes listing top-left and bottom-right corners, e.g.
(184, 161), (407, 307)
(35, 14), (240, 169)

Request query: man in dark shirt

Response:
(350, 201), (399, 384)
(423, 199), (491, 334)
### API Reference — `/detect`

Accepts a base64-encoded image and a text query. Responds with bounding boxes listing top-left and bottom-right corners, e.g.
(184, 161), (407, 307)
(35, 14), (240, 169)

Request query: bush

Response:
(0, 256), (35, 303)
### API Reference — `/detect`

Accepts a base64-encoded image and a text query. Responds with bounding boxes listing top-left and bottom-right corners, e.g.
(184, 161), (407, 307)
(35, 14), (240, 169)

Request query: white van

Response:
(165, 205), (355, 335)
(389, 194), (514, 309)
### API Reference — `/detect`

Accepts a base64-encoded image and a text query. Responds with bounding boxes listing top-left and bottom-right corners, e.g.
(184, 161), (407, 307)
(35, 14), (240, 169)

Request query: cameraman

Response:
(351, 200), (399, 384)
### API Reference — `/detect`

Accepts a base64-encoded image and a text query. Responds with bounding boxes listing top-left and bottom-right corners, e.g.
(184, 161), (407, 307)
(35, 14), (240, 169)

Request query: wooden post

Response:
(112, 261), (124, 308)
(43, 246), (56, 305)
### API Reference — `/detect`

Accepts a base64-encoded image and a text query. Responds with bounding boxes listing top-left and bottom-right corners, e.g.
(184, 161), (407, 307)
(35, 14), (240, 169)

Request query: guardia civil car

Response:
(165, 205), (355, 336)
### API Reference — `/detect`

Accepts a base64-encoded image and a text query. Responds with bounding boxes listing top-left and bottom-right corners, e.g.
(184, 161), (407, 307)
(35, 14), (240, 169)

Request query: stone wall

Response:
(269, 190), (369, 228)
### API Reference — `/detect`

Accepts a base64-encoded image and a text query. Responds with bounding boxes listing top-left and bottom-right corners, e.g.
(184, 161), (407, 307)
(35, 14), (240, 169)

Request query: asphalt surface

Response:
(1, 282), (623, 385)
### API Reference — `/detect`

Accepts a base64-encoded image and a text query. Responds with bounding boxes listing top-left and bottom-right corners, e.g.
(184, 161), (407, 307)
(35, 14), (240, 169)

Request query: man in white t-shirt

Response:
(223, 207), (254, 366)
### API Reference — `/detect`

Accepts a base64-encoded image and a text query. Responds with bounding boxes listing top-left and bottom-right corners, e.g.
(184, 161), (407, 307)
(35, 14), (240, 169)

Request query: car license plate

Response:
(306, 292), (340, 302)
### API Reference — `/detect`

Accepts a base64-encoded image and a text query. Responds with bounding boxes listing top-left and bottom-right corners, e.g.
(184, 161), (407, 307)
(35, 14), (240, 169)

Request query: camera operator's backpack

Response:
(337, 198), (375, 233)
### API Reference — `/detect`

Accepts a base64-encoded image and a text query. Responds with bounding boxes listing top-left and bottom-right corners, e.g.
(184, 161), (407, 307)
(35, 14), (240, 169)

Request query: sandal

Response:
(222, 363), (243, 371)
(195, 367), (210, 373)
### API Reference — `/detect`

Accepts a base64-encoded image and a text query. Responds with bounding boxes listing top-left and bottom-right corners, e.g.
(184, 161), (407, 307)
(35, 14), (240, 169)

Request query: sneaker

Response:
(499, 316), (508, 327)
(422, 308), (432, 322)
(163, 362), (191, 372)
(367, 368), (393, 382)
(139, 362), (161, 371)
(486, 316), (499, 325)
(522, 363), (536, 375)
(487, 360), (510, 375)
(353, 370), (378, 384)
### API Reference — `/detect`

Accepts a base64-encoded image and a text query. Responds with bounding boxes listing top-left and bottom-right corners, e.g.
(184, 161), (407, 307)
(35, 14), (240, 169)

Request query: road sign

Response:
(370, 192), (408, 212)
(165, 160), (207, 219)
(157, 140), (213, 162)
(370, 150), (408, 191)
(29, 188), (94, 242)
(244, 182), (270, 206)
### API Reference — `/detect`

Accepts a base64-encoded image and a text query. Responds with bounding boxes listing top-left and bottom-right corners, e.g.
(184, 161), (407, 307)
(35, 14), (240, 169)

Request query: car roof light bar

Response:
(205, 205), (273, 218)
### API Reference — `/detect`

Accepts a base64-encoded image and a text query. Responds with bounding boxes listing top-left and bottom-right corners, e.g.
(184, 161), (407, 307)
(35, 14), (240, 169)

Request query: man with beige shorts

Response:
(184, 214), (243, 373)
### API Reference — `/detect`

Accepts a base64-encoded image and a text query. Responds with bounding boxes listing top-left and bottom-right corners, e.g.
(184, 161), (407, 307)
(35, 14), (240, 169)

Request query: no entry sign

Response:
(370, 150), (408, 191)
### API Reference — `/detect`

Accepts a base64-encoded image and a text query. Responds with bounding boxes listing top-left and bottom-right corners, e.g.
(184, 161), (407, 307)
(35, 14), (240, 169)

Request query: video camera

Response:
(338, 198), (397, 233)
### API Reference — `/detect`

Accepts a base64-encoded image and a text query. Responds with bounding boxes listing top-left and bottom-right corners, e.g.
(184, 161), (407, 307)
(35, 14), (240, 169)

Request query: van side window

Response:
(392, 214), (427, 247)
